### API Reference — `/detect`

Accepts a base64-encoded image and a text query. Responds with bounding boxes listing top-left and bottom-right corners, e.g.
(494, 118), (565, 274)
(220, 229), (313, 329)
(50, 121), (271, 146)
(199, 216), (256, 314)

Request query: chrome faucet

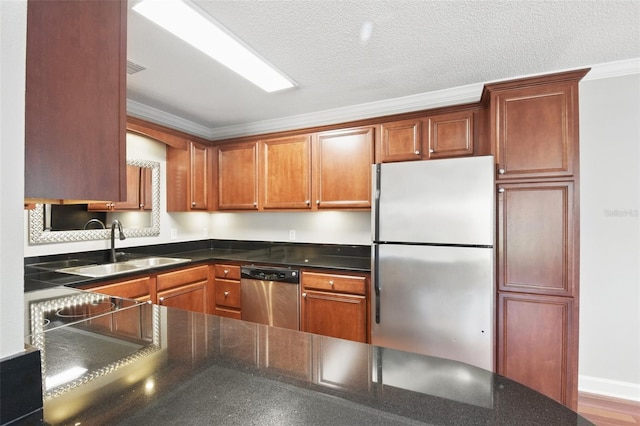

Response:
(110, 220), (126, 263)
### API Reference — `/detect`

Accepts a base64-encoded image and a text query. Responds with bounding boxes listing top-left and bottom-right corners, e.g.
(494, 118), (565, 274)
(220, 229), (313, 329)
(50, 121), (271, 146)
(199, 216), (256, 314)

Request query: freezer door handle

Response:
(374, 244), (381, 324)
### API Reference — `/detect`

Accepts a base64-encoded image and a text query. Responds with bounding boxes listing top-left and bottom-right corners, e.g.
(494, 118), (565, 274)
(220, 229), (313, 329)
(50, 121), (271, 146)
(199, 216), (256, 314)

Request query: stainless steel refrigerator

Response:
(372, 155), (495, 371)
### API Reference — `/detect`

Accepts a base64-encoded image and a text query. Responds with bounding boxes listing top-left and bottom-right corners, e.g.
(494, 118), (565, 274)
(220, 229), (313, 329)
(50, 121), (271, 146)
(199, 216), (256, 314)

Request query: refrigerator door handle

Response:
(373, 164), (381, 242)
(374, 244), (381, 324)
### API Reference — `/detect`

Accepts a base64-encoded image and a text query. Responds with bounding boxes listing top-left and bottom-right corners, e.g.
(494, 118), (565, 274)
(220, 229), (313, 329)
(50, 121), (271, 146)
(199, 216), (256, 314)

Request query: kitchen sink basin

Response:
(126, 257), (190, 268)
(57, 257), (191, 278)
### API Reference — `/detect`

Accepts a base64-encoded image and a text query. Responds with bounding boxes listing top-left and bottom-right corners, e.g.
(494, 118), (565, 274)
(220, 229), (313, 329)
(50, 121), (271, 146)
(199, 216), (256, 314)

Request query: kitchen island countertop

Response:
(27, 288), (592, 426)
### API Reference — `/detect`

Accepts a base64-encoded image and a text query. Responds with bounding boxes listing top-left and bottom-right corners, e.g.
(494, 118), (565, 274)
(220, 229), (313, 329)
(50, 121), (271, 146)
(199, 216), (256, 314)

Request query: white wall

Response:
(578, 72), (640, 401)
(0, 0), (27, 359)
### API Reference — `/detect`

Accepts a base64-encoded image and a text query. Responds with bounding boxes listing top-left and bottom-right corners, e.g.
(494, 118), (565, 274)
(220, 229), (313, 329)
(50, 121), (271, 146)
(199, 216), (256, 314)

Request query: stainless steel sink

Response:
(126, 257), (190, 268)
(57, 257), (191, 278)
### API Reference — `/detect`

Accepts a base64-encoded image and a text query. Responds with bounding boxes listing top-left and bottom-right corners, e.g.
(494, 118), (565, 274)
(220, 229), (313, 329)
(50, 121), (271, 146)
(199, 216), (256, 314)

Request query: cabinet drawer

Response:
(214, 264), (241, 280)
(302, 272), (367, 295)
(214, 307), (241, 320)
(157, 265), (209, 291)
(215, 279), (241, 309)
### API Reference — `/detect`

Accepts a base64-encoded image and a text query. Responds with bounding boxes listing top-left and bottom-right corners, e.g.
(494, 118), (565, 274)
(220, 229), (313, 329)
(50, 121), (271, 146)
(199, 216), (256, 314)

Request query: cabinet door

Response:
(140, 167), (153, 211)
(166, 142), (211, 211)
(261, 135), (312, 209)
(113, 165), (142, 210)
(25, 0), (127, 201)
(158, 281), (209, 314)
(218, 142), (259, 210)
(426, 110), (474, 158)
(493, 82), (578, 179)
(301, 290), (367, 343)
(190, 142), (210, 210)
(313, 127), (374, 209)
(378, 119), (422, 163)
(497, 182), (575, 297)
(157, 265), (212, 314)
(497, 292), (576, 408)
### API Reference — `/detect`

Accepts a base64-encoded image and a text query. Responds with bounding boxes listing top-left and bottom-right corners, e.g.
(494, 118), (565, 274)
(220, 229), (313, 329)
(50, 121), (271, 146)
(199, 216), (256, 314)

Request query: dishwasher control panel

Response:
(241, 266), (299, 284)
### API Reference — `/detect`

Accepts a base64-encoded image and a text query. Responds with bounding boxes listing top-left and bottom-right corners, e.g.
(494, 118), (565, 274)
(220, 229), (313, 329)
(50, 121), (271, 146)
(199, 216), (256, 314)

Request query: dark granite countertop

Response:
(25, 289), (592, 426)
(24, 240), (371, 292)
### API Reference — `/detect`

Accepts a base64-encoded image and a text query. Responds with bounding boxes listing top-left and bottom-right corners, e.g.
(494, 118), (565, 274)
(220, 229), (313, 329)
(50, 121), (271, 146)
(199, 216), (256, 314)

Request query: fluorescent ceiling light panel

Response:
(133, 0), (296, 93)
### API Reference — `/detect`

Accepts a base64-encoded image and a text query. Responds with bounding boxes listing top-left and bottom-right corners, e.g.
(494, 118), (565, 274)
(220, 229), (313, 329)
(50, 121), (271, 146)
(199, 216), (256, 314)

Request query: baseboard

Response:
(579, 374), (640, 402)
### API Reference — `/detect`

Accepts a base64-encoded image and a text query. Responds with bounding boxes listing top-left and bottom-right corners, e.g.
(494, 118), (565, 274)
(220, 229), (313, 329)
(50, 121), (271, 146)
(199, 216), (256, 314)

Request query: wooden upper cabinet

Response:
(88, 164), (141, 211)
(313, 127), (374, 209)
(167, 141), (212, 211)
(217, 142), (259, 210)
(378, 119), (422, 163)
(491, 82), (579, 180)
(426, 110), (474, 159)
(25, 0), (127, 201)
(261, 135), (312, 209)
(141, 167), (153, 211)
(497, 181), (575, 297)
(190, 143), (210, 210)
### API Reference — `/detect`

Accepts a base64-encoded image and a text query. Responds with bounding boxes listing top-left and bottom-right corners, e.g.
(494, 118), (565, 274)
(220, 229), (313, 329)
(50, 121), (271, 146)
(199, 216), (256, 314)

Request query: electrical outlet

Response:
(170, 228), (177, 240)
(289, 229), (296, 240)
(203, 228), (208, 238)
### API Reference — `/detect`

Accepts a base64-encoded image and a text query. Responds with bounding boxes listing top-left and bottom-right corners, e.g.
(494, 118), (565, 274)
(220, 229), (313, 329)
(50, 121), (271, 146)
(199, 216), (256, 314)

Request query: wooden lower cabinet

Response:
(213, 264), (242, 319)
(497, 292), (577, 408)
(156, 265), (212, 315)
(301, 271), (369, 343)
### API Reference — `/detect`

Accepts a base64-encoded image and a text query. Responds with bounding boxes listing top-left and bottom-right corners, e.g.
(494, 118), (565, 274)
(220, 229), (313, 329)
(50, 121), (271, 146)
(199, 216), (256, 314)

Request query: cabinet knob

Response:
(305, 200), (310, 205)
(302, 292), (307, 298)
(498, 168), (505, 175)
(328, 280), (334, 286)
(498, 188), (505, 193)
(224, 291), (229, 297)
(253, 202), (258, 207)
(429, 149), (434, 154)
(223, 269), (229, 276)
(159, 297), (165, 303)
(414, 150), (420, 155)
(139, 203), (144, 208)
(191, 201), (196, 207)
(316, 200), (320, 205)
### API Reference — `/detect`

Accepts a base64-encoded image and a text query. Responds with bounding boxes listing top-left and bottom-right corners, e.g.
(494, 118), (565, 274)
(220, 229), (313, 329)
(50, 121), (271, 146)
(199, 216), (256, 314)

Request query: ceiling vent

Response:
(126, 60), (146, 75)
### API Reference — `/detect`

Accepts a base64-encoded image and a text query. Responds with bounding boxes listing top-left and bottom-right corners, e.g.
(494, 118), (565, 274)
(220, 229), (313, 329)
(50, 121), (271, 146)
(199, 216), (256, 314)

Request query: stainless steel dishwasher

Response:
(240, 265), (300, 330)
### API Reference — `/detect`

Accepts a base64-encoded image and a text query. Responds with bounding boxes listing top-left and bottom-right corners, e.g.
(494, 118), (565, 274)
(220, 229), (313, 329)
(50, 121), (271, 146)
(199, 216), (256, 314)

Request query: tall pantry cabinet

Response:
(483, 69), (588, 410)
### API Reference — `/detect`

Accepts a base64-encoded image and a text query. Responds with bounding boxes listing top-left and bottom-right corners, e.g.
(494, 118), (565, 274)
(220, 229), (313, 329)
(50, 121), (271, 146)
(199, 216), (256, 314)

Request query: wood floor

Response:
(578, 392), (640, 426)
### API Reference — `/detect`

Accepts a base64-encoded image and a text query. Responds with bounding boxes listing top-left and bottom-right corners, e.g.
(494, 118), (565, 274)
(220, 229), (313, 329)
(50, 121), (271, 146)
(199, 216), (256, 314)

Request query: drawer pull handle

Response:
(223, 269), (229, 275)
(498, 188), (505, 193)
(302, 292), (307, 298)
(498, 168), (505, 175)
(328, 280), (334, 286)
(415, 150), (420, 155)
(224, 291), (229, 297)
(429, 149), (434, 154)
(159, 297), (165, 303)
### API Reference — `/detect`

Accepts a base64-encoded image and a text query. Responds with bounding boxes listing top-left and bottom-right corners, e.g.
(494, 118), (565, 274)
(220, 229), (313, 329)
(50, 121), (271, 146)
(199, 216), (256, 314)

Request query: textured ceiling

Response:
(126, 0), (640, 138)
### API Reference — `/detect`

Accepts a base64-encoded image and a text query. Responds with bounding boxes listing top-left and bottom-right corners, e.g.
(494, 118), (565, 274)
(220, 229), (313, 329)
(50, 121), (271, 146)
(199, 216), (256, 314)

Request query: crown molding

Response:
(581, 58), (640, 81)
(126, 58), (640, 141)
(126, 99), (213, 139)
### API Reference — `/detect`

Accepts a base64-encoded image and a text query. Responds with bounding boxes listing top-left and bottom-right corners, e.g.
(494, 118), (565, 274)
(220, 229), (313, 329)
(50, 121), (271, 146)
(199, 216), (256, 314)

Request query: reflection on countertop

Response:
(29, 288), (592, 426)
